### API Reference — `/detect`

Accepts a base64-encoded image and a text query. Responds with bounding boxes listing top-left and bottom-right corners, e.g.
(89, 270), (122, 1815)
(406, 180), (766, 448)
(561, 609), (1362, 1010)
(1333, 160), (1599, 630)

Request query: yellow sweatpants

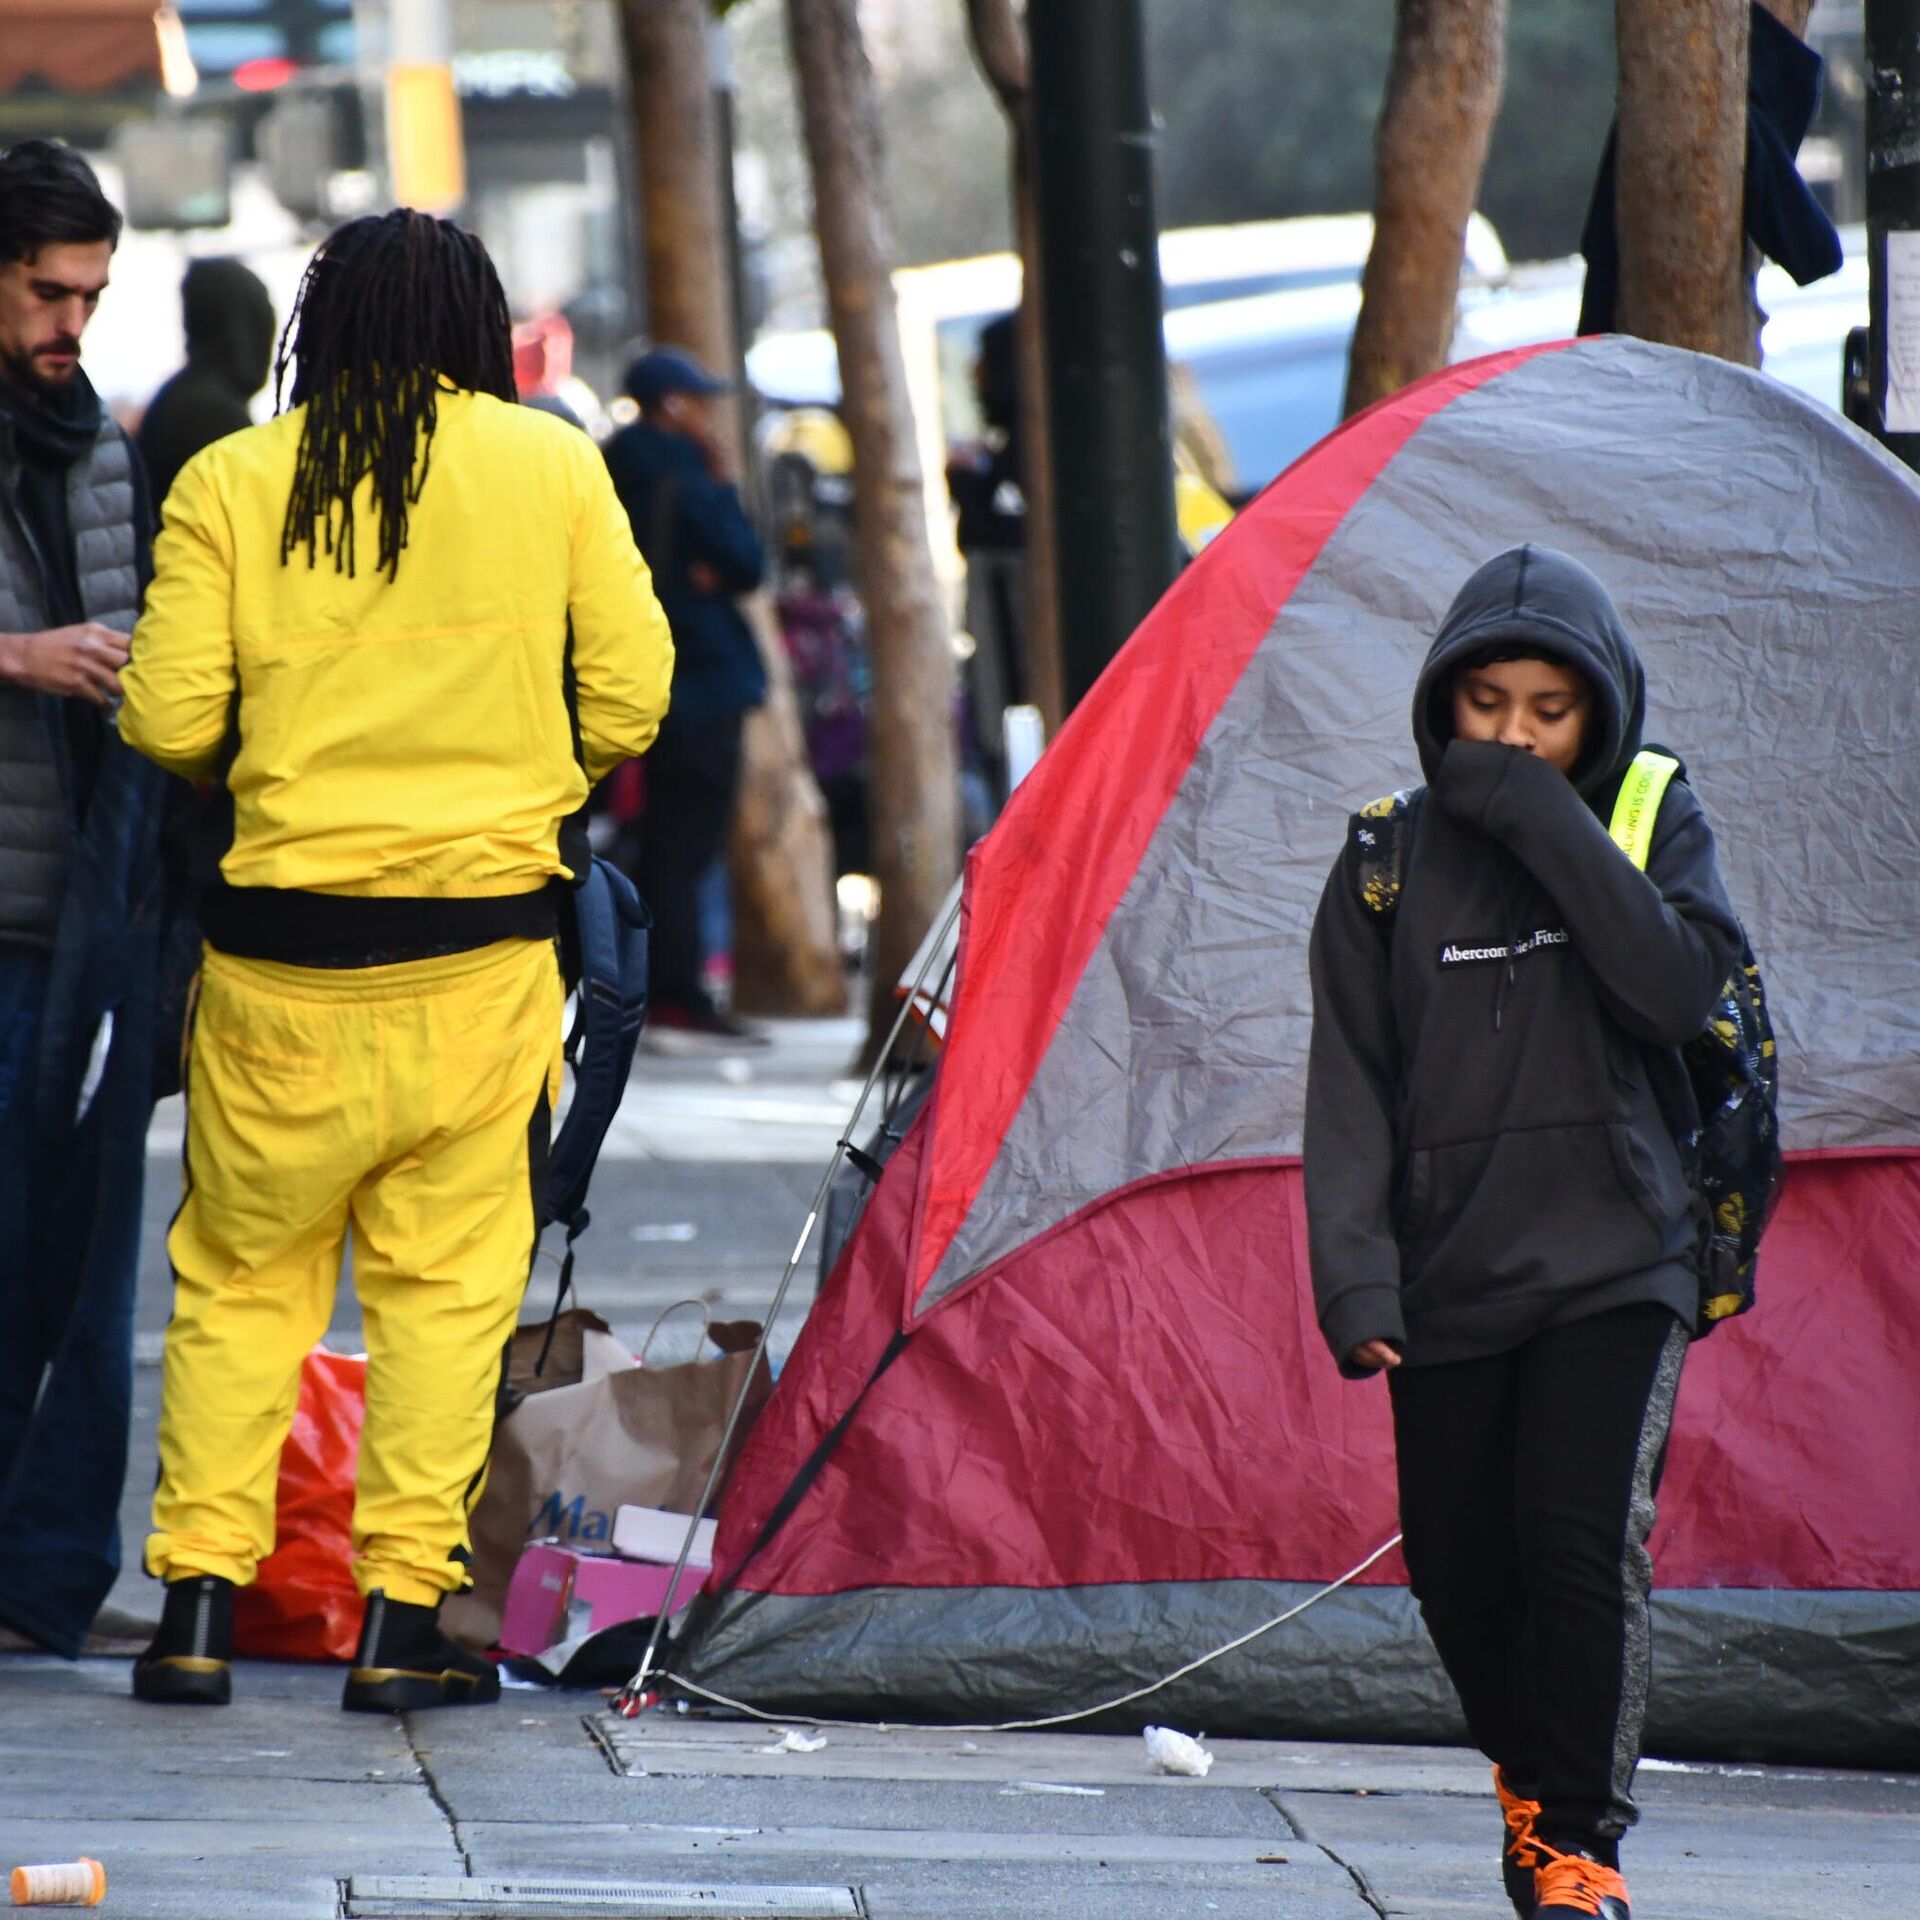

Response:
(147, 936), (563, 1606)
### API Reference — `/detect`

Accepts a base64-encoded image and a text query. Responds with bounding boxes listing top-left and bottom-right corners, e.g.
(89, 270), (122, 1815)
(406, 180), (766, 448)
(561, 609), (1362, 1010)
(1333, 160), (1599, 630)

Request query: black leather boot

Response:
(132, 1574), (234, 1705)
(341, 1591), (501, 1714)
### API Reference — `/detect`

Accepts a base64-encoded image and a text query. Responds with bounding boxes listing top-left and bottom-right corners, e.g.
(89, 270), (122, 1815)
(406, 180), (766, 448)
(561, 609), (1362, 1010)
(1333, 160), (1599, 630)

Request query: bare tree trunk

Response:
(729, 594), (846, 1014)
(1344, 0), (1507, 417)
(787, 0), (961, 1057)
(622, 0), (742, 455)
(1615, 0), (1752, 363)
(622, 0), (844, 1015)
(1743, 0), (1815, 362)
(965, 0), (1065, 741)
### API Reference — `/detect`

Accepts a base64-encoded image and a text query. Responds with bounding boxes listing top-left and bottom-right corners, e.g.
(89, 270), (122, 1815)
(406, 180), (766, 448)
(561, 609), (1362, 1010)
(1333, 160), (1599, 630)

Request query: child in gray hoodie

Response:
(1305, 545), (1743, 1920)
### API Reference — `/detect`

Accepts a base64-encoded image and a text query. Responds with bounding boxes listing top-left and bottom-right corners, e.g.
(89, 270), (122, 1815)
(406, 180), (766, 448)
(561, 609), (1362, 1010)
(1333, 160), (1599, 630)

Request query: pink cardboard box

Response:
(499, 1542), (703, 1658)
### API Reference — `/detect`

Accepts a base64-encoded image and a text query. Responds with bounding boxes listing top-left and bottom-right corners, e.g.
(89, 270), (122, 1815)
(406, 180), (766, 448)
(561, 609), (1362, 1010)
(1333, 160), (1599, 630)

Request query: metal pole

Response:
(385, 0), (464, 213)
(1027, 0), (1179, 711)
(1864, 0), (1920, 467)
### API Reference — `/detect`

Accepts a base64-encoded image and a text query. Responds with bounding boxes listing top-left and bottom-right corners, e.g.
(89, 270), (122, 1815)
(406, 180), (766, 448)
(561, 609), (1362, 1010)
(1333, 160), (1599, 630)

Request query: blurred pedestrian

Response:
(603, 345), (767, 1048)
(137, 258), (275, 506)
(138, 259), (279, 1061)
(118, 209), (672, 1712)
(945, 311), (1027, 815)
(512, 311), (587, 431)
(0, 140), (171, 1657)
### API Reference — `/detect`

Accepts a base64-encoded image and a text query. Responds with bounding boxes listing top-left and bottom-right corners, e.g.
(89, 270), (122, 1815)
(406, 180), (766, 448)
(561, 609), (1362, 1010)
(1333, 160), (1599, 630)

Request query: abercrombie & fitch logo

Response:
(1438, 927), (1570, 967)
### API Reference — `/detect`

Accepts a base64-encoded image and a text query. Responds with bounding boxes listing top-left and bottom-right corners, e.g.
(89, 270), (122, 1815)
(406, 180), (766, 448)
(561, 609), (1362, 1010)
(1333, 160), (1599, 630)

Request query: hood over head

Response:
(1412, 543), (1645, 798)
(182, 258), (276, 399)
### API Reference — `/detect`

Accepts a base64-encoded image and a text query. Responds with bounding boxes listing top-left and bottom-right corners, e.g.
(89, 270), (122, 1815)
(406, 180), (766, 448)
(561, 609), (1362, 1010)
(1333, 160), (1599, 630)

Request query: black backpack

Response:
(1349, 749), (1782, 1334)
(525, 854), (652, 1377)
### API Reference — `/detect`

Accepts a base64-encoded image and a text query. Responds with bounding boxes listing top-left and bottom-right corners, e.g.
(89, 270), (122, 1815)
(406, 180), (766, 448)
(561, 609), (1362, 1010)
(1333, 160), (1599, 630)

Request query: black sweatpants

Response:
(634, 712), (744, 1013)
(1388, 1302), (1688, 1862)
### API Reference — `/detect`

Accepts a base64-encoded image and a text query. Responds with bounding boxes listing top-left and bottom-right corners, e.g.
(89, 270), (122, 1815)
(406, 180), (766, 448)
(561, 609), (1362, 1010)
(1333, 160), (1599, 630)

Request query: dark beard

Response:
(0, 358), (102, 468)
(0, 343), (79, 397)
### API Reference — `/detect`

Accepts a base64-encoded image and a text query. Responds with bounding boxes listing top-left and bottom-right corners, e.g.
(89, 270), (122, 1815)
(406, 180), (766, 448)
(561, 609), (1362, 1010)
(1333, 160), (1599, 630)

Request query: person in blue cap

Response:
(602, 345), (768, 1047)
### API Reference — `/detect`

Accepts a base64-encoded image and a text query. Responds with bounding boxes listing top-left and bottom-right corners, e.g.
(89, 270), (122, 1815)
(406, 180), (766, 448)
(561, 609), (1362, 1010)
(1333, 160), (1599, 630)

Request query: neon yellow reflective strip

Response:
(1607, 750), (1680, 873)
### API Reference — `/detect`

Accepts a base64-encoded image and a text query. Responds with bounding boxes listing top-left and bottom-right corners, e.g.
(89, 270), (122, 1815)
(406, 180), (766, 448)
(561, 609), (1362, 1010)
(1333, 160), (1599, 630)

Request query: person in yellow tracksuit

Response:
(116, 210), (673, 1712)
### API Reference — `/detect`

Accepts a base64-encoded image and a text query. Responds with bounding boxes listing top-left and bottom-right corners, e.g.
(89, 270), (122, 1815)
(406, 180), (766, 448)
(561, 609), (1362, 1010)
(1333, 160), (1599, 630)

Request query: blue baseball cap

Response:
(623, 345), (731, 408)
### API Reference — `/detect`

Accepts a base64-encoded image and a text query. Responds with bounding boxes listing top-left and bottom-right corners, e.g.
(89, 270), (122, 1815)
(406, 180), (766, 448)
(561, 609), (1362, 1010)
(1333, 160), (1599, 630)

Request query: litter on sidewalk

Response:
(9, 1856), (106, 1907)
(759, 1728), (828, 1755)
(1144, 1726), (1214, 1776)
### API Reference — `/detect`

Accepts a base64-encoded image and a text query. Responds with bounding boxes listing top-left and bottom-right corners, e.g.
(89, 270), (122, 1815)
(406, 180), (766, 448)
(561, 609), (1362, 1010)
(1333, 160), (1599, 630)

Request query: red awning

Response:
(0, 0), (166, 93)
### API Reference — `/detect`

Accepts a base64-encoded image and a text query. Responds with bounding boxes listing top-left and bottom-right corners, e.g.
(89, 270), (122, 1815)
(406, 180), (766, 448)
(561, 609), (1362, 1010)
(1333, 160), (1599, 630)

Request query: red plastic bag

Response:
(232, 1348), (366, 1663)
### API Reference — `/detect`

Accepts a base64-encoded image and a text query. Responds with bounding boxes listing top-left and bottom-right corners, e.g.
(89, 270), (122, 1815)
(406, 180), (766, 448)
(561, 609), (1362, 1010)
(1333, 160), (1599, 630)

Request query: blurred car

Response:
(747, 211), (1507, 421)
(747, 213), (1510, 584)
(1162, 279), (1362, 500)
(1450, 229), (1868, 416)
(1754, 236), (1867, 410)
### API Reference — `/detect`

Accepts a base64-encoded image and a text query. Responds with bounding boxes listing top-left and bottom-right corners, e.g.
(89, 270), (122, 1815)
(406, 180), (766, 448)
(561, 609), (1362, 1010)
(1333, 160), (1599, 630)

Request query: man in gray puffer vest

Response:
(0, 141), (169, 1656)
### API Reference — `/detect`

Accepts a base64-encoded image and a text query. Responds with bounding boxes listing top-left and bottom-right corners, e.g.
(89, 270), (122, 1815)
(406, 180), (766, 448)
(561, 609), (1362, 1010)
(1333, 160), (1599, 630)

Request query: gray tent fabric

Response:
(684, 1582), (1920, 1768)
(921, 336), (1920, 1310)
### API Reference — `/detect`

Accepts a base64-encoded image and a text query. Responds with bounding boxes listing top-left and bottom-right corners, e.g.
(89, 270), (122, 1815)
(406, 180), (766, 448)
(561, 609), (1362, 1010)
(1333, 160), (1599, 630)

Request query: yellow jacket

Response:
(121, 389), (673, 898)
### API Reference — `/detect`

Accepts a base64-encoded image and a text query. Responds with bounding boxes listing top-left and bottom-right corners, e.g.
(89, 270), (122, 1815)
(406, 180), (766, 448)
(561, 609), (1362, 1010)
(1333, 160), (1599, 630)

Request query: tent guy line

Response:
(645, 1531), (1408, 1736)
(620, 892), (969, 1713)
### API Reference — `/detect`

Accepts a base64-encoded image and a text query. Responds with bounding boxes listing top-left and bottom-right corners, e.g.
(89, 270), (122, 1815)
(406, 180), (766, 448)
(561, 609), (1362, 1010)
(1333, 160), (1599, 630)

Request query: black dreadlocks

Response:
(275, 209), (515, 582)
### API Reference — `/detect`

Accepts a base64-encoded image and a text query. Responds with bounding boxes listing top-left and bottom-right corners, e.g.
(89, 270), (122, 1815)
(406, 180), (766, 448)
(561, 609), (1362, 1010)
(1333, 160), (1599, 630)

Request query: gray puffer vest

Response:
(0, 416), (140, 943)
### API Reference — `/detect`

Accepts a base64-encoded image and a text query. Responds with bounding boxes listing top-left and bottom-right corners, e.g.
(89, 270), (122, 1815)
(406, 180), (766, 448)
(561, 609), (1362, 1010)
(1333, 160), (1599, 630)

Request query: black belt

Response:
(200, 879), (561, 969)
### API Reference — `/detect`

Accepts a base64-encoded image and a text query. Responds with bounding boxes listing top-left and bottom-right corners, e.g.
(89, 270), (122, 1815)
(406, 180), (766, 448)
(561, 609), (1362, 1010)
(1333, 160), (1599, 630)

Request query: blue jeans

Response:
(0, 941), (149, 1655)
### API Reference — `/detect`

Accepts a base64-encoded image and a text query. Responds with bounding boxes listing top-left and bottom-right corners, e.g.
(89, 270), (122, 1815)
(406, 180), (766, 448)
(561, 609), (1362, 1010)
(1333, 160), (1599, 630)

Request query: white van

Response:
(1448, 229), (1868, 416)
(749, 213), (1510, 579)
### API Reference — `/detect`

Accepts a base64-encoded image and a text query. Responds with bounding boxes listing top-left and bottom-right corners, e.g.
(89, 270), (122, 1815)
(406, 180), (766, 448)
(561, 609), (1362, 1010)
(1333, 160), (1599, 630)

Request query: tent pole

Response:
(616, 891), (965, 1713)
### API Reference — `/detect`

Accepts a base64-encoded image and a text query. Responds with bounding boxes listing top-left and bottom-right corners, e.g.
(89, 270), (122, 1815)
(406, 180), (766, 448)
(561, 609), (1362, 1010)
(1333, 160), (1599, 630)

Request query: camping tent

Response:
(674, 336), (1920, 1765)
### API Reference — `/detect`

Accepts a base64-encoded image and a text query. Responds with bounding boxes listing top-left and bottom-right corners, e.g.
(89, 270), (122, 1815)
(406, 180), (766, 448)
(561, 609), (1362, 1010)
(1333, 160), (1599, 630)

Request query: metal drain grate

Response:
(341, 1878), (863, 1919)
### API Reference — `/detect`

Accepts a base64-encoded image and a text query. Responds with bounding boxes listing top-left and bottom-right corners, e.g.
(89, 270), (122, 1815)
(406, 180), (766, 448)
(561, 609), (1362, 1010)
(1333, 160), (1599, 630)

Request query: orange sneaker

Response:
(1532, 1841), (1631, 1918)
(1494, 1767), (1544, 1918)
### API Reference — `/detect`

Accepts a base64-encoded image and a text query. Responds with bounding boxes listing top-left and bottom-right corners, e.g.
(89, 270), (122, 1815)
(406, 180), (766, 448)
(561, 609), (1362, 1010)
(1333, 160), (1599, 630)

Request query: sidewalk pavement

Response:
(7, 1013), (1911, 1916)
(1, 1659), (1912, 1918)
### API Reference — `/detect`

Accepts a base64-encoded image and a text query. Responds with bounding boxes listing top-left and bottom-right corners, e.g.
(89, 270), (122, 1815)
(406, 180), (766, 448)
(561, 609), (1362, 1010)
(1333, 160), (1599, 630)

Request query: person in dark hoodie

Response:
(137, 258), (276, 507)
(1304, 546), (1743, 1920)
(134, 261), (276, 1066)
(602, 345), (767, 1046)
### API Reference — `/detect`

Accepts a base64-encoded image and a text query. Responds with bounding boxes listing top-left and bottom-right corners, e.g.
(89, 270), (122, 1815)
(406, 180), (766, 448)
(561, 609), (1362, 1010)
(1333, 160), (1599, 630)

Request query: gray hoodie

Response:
(1304, 545), (1743, 1374)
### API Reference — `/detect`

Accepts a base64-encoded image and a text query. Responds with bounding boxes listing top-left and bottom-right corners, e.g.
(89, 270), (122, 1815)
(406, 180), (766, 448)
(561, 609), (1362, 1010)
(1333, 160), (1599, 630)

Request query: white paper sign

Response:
(1884, 230), (1920, 434)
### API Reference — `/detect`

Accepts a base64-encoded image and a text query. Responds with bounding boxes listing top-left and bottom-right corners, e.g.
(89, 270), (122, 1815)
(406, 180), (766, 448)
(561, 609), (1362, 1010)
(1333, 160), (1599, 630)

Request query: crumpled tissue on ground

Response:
(1144, 1726), (1213, 1776)
(760, 1727), (828, 1754)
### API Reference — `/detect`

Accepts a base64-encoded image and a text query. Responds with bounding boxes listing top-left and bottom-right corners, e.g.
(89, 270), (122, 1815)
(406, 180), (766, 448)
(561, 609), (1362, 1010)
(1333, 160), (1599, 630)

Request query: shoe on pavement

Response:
(640, 998), (771, 1055)
(1533, 1841), (1631, 1918)
(1495, 1766), (1544, 1918)
(341, 1591), (500, 1713)
(132, 1574), (233, 1705)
